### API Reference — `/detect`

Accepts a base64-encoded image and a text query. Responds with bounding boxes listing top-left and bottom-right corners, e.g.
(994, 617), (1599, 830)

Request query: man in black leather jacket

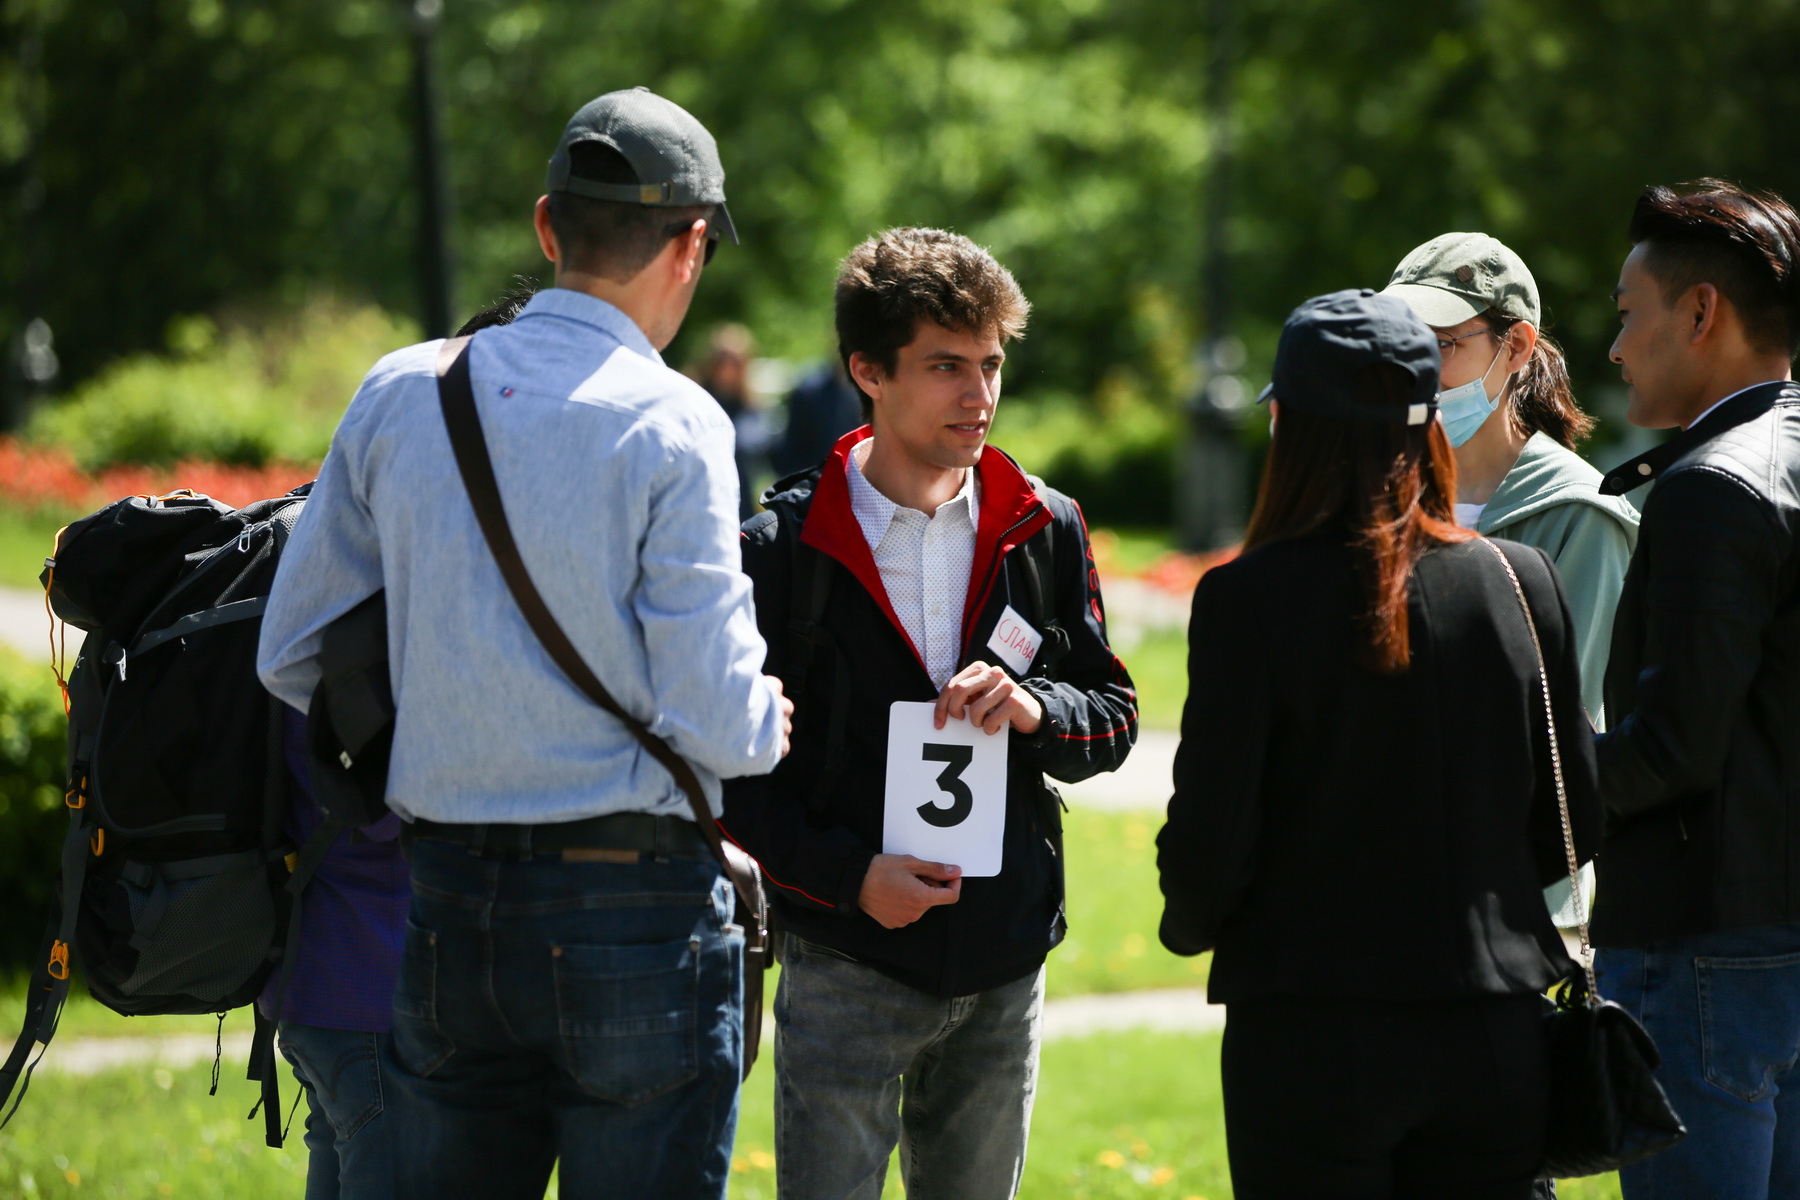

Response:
(1593, 179), (1800, 1200)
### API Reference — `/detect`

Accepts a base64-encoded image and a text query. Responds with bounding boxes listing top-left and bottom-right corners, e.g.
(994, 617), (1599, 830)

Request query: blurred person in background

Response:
(1159, 290), (1601, 1200)
(773, 356), (863, 476)
(698, 322), (775, 516)
(1593, 179), (1800, 1200)
(1382, 233), (1638, 932)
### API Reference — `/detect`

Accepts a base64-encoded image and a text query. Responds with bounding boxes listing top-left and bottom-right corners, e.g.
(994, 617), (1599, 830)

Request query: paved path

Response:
(0, 584), (51, 660)
(1060, 728), (1174, 812)
(39, 987), (1221, 1076)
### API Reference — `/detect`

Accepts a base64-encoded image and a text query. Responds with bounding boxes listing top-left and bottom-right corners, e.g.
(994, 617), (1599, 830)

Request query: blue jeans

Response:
(1596, 921), (1800, 1200)
(773, 934), (1043, 1200)
(278, 1025), (396, 1200)
(387, 839), (743, 1200)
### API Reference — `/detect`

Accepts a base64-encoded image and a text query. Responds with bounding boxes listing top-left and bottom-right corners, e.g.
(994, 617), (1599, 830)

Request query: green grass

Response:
(1, 990), (228, 1042)
(1053, 808), (1209, 997)
(1125, 626), (1187, 732)
(0, 1032), (1623, 1199)
(1093, 526), (1180, 576)
(0, 510), (74, 592)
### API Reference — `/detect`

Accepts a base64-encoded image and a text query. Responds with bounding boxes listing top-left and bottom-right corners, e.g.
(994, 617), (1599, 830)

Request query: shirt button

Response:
(929, 605), (942, 616)
(1637, 462), (1653, 476)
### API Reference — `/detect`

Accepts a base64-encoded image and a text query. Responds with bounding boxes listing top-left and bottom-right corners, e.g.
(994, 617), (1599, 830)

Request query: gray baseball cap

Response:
(546, 87), (738, 244)
(1381, 232), (1539, 328)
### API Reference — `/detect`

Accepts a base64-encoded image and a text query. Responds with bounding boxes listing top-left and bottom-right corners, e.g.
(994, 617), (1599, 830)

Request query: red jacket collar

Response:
(799, 427), (1052, 678)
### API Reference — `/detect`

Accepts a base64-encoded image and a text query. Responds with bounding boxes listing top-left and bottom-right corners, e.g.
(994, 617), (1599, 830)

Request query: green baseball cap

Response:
(1380, 232), (1539, 328)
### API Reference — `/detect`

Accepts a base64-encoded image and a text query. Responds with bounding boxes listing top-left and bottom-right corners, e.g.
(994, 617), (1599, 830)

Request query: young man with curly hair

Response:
(722, 228), (1137, 1199)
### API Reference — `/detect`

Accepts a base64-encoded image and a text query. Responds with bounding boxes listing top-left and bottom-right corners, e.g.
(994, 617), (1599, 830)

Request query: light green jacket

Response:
(1474, 433), (1639, 730)
(1475, 434), (1638, 928)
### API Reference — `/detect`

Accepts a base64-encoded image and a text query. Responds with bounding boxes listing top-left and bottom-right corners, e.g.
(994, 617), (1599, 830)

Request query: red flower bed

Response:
(0, 438), (317, 514)
(1140, 546), (1239, 596)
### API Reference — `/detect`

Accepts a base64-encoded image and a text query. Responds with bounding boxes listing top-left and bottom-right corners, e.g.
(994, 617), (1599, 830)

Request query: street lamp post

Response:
(1177, 0), (1248, 552)
(408, 0), (455, 339)
(6, 12), (55, 428)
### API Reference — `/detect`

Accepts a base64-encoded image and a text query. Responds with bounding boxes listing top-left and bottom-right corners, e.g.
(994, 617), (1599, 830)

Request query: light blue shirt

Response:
(258, 288), (784, 823)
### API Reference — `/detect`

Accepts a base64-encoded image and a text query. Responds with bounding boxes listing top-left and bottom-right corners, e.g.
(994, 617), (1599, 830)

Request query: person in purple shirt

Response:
(261, 292), (532, 1199)
(260, 708), (408, 1200)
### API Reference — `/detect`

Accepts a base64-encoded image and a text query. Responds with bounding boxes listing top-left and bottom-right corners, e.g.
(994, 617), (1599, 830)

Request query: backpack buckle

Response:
(47, 940), (69, 980)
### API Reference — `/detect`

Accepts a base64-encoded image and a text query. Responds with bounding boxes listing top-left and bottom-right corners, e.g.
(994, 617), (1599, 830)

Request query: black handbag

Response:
(1483, 539), (1686, 1179)
(434, 334), (772, 1078)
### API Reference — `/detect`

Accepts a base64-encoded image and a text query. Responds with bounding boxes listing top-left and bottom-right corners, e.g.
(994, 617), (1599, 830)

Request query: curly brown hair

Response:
(834, 228), (1030, 418)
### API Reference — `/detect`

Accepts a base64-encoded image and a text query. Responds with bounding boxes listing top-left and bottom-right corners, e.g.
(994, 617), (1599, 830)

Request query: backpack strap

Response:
(244, 1005), (290, 1148)
(0, 793), (92, 1128)
(1013, 499), (1071, 945)
(784, 544), (851, 823)
(1016, 503), (1069, 676)
(435, 335), (771, 1077)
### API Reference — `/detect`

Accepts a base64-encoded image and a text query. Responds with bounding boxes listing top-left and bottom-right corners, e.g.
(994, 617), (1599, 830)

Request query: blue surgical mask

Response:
(1436, 345), (1506, 447)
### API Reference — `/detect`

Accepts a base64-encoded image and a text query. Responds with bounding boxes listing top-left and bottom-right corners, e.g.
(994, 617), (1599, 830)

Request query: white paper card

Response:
(986, 604), (1041, 677)
(882, 700), (1009, 877)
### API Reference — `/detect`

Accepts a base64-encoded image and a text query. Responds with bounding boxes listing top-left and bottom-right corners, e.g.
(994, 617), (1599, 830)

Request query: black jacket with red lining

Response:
(720, 428), (1137, 997)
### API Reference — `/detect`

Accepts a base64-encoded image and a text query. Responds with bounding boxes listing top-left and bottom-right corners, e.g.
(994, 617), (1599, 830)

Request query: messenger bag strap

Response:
(1480, 537), (1597, 1001)
(433, 338), (724, 846)
(434, 339), (768, 1024)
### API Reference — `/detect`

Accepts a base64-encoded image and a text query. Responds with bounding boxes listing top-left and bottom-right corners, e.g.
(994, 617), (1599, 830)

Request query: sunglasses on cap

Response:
(666, 219), (720, 266)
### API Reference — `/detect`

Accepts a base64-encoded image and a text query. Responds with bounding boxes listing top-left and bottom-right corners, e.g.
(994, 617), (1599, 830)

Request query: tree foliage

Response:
(3, 0), (1798, 429)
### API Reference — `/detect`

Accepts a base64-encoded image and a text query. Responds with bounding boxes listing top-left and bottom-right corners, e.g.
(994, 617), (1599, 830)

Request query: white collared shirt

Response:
(846, 439), (979, 688)
(1686, 381), (1787, 429)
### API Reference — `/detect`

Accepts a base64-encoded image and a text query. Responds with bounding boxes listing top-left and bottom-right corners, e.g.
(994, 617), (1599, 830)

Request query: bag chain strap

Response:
(1480, 538), (1597, 1001)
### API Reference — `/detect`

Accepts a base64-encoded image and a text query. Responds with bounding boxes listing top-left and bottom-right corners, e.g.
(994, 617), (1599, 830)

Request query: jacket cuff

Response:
(1014, 677), (1063, 755)
(834, 845), (878, 916)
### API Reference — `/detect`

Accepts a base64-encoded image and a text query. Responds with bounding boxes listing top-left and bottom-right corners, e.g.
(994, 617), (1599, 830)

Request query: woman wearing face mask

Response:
(1382, 234), (1637, 931)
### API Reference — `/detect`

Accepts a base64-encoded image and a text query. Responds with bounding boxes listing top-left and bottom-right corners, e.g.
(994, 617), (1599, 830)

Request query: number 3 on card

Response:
(882, 701), (1008, 877)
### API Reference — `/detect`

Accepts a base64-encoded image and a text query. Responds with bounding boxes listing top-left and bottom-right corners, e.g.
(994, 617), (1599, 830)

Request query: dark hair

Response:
(454, 278), (540, 336)
(1473, 310), (1594, 448)
(546, 143), (714, 283)
(834, 227), (1031, 421)
(1244, 363), (1471, 674)
(1628, 178), (1800, 359)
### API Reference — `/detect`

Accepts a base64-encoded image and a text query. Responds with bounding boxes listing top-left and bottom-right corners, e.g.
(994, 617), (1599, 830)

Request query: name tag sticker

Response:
(986, 604), (1041, 677)
(882, 700), (1009, 877)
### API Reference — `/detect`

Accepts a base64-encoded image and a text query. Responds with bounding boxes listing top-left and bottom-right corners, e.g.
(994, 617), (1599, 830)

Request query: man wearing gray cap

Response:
(259, 87), (791, 1199)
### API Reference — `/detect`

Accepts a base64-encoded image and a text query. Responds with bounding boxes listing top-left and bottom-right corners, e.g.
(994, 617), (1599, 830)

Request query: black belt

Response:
(404, 812), (711, 861)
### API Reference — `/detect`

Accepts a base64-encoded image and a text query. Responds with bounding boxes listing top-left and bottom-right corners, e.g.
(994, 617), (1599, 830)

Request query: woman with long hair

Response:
(1157, 290), (1602, 1199)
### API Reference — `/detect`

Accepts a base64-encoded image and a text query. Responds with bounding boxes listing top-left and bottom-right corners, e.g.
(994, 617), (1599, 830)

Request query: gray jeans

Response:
(774, 934), (1043, 1200)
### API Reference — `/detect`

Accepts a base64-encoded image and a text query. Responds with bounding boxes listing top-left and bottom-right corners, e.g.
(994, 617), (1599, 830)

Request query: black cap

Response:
(1257, 289), (1441, 426)
(546, 87), (738, 244)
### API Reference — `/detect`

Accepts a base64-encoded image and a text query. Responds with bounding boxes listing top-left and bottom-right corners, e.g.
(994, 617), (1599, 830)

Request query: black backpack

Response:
(0, 485), (334, 1147)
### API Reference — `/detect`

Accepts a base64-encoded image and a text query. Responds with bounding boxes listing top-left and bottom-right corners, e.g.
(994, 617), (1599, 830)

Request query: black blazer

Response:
(1157, 533), (1602, 1003)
